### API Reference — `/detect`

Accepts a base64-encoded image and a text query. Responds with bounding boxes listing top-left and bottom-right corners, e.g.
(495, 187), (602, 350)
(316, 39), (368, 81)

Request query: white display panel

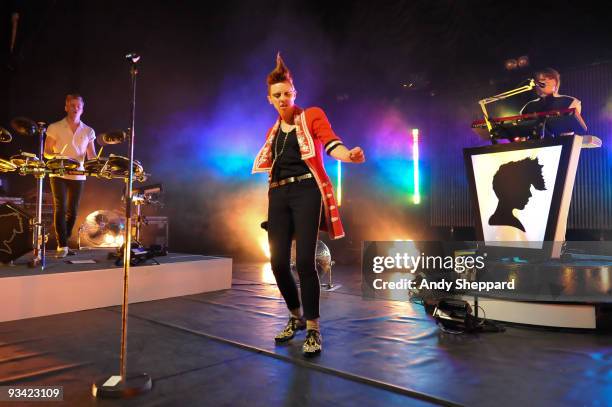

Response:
(471, 145), (562, 249)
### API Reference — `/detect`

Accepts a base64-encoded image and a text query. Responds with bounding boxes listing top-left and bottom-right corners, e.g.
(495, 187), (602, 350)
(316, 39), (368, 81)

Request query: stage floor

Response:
(0, 262), (611, 406)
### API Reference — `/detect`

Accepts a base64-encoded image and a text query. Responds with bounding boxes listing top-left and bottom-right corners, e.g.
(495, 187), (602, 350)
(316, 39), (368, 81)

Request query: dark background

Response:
(2, 1), (611, 260)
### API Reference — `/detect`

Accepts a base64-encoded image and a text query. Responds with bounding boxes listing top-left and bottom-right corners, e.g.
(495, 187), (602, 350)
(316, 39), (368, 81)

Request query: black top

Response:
(271, 128), (310, 182)
(520, 95), (577, 114)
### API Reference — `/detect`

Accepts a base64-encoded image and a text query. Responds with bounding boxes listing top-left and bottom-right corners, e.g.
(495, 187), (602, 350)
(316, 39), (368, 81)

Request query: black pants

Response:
(50, 177), (84, 248)
(268, 178), (322, 320)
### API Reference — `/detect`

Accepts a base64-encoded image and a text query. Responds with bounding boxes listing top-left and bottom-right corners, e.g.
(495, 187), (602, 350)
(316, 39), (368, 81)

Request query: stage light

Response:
(504, 55), (529, 70)
(78, 210), (125, 249)
(412, 128), (421, 204)
(261, 262), (276, 284)
(337, 161), (342, 206)
(504, 59), (518, 70)
(387, 240), (418, 260)
(432, 298), (478, 333)
(103, 233), (123, 245)
(258, 235), (270, 259)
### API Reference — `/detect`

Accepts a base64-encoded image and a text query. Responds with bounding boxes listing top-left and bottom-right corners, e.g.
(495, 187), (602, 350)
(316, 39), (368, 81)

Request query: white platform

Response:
(460, 295), (597, 329)
(0, 255), (232, 323)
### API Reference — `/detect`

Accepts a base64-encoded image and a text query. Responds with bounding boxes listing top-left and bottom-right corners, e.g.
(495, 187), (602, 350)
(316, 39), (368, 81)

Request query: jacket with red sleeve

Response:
(252, 106), (345, 240)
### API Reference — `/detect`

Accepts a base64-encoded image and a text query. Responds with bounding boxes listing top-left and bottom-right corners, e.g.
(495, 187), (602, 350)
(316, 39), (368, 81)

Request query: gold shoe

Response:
(274, 317), (306, 343)
(302, 330), (322, 356)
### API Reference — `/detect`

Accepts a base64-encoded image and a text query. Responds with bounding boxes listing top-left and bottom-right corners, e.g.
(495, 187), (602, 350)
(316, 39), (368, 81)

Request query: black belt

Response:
(269, 173), (313, 189)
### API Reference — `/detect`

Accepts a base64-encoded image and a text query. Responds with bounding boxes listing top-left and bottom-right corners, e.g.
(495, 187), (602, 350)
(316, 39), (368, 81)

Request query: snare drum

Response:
(46, 156), (80, 171)
(0, 158), (17, 172)
(105, 155), (144, 178)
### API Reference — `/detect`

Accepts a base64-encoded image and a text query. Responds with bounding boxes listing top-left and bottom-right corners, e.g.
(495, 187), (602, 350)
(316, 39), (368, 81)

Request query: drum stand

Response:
(132, 192), (163, 254)
(130, 194), (157, 263)
(29, 122), (48, 269)
(93, 53), (152, 398)
(133, 195), (145, 244)
(112, 192), (160, 267)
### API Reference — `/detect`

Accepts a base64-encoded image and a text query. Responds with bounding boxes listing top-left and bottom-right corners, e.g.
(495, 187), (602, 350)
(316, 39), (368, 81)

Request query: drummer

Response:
(44, 94), (96, 258)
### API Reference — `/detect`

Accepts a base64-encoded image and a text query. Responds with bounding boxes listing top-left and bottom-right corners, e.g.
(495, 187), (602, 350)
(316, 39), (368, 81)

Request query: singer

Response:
(44, 94), (97, 258)
(520, 68), (582, 115)
(252, 54), (365, 356)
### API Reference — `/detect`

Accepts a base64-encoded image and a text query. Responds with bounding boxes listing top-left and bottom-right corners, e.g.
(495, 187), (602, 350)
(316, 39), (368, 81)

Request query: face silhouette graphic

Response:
(488, 157), (546, 232)
(512, 185), (532, 210)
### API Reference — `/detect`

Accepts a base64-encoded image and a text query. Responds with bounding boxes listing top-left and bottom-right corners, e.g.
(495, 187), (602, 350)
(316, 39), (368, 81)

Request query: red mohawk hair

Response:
(267, 52), (294, 88)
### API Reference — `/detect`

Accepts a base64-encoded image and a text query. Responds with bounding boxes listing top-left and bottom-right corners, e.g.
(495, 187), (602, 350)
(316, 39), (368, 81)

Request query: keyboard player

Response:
(520, 68), (582, 115)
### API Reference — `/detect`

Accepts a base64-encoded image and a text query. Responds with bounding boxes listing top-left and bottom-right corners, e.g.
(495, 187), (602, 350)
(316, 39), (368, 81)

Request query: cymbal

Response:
(46, 156), (80, 170)
(10, 117), (38, 136)
(0, 158), (17, 172)
(10, 152), (44, 168)
(0, 126), (12, 143)
(97, 130), (128, 145)
(84, 157), (109, 173)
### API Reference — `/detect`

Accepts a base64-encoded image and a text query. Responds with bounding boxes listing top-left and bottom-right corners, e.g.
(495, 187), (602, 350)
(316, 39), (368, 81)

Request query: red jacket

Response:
(252, 106), (345, 240)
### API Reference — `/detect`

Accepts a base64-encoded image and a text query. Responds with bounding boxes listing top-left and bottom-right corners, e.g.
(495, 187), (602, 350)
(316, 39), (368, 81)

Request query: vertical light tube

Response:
(412, 128), (420, 204)
(337, 160), (342, 206)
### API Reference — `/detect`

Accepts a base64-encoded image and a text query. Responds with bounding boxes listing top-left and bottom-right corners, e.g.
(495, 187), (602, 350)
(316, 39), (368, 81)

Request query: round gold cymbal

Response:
(97, 130), (128, 145)
(10, 117), (38, 137)
(10, 152), (44, 168)
(84, 157), (109, 173)
(46, 156), (80, 170)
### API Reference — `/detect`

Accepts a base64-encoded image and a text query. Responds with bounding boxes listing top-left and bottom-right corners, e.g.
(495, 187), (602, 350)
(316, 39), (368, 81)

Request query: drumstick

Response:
(97, 146), (103, 159)
(59, 144), (67, 155)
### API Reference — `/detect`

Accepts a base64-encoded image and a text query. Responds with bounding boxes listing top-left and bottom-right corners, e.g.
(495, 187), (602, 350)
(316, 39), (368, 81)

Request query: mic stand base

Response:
(92, 373), (152, 399)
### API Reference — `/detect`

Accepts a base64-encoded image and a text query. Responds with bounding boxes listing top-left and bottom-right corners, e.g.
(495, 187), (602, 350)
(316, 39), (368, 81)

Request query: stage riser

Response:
(460, 296), (596, 329)
(0, 258), (232, 323)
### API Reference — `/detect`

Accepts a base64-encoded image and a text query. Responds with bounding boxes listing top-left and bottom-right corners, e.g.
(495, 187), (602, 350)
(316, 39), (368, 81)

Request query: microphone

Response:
(532, 79), (545, 88)
(0, 127), (12, 143)
(99, 130), (128, 145)
(125, 52), (141, 63)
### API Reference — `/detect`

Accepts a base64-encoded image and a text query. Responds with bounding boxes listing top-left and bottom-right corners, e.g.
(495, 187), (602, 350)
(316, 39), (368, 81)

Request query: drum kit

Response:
(3, 151), (146, 182)
(0, 116), (149, 268)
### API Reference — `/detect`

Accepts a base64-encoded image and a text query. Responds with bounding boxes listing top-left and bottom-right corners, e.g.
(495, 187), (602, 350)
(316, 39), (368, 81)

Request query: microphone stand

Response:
(29, 122), (48, 269)
(478, 79), (537, 144)
(93, 53), (152, 398)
